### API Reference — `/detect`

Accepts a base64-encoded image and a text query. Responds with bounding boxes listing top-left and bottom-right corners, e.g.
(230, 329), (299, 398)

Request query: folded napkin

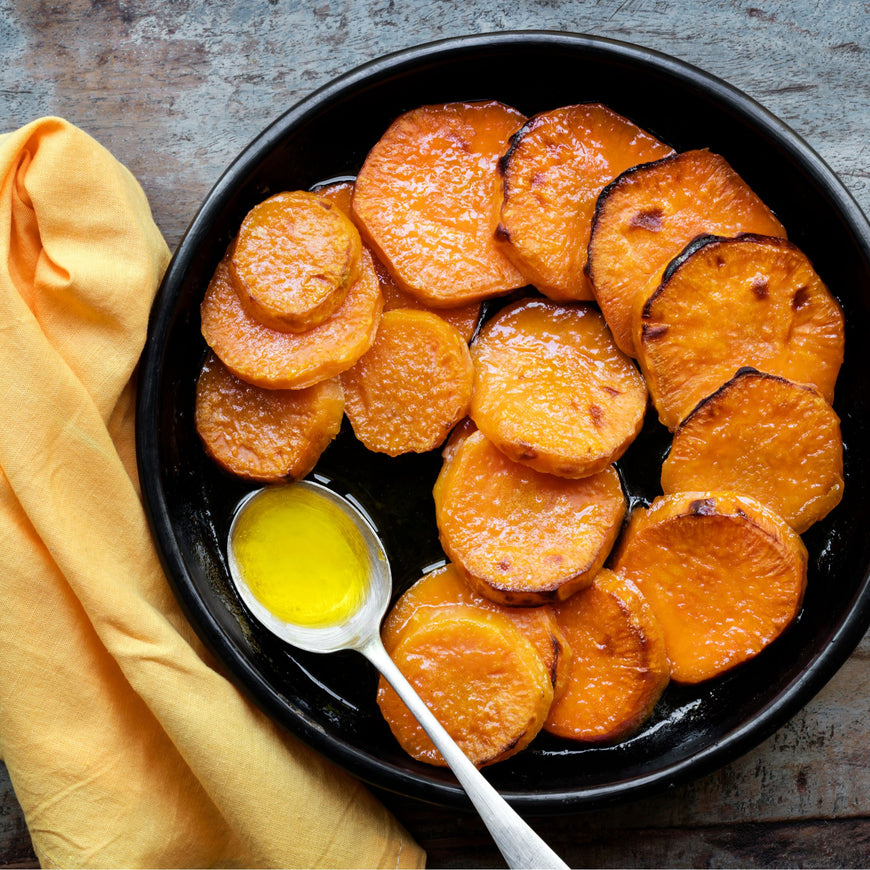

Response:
(0, 117), (424, 869)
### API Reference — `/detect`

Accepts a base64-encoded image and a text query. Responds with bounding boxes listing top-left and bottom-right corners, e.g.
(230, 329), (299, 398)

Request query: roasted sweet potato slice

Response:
(376, 603), (553, 767)
(382, 563), (572, 699)
(352, 100), (528, 307)
(316, 180), (482, 340)
(497, 103), (673, 302)
(229, 190), (362, 332)
(636, 233), (845, 429)
(340, 309), (473, 456)
(470, 298), (648, 478)
(661, 369), (843, 533)
(587, 149), (786, 356)
(545, 569), (669, 742)
(194, 352), (344, 481)
(201, 248), (382, 390)
(611, 491), (807, 684)
(433, 429), (626, 605)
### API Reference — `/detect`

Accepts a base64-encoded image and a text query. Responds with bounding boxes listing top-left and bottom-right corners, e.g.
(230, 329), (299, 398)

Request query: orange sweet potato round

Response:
(201, 248), (382, 390)
(376, 604), (553, 767)
(230, 190), (362, 332)
(194, 352), (344, 481)
(497, 103), (673, 301)
(340, 309), (474, 456)
(635, 233), (845, 429)
(470, 298), (648, 478)
(382, 563), (572, 699)
(611, 491), (807, 684)
(661, 369), (843, 533)
(545, 570), (669, 742)
(587, 149), (786, 356)
(433, 429), (626, 605)
(353, 100), (528, 307)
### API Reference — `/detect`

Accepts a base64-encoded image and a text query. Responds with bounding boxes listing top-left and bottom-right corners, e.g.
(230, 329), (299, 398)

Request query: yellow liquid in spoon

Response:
(230, 485), (369, 627)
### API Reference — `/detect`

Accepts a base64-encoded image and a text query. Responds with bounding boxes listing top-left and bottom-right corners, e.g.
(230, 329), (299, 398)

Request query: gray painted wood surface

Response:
(0, 1), (868, 866)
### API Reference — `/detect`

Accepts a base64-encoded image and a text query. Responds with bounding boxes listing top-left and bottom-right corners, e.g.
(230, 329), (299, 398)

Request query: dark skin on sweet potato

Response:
(352, 100), (528, 307)
(635, 233), (845, 429)
(587, 149), (786, 356)
(497, 103), (673, 302)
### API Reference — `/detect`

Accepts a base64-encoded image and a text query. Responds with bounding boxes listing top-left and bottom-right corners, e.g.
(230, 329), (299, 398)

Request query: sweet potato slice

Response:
(635, 233), (845, 429)
(661, 369), (843, 533)
(352, 100), (528, 307)
(316, 180), (482, 340)
(201, 248), (382, 390)
(433, 429), (626, 605)
(376, 603), (553, 767)
(340, 309), (473, 456)
(545, 570), (669, 742)
(611, 491), (807, 684)
(194, 352), (344, 481)
(587, 149), (786, 356)
(229, 190), (362, 332)
(470, 298), (648, 478)
(497, 103), (673, 301)
(382, 563), (572, 699)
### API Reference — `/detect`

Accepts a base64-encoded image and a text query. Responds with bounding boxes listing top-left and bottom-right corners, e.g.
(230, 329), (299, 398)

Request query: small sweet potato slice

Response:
(382, 563), (572, 699)
(661, 369), (843, 533)
(587, 149), (786, 356)
(194, 352), (344, 481)
(470, 298), (648, 478)
(497, 103), (673, 301)
(376, 603), (553, 767)
(352, 100), (528, 307)
(316, 180), (482, 340)
(545, 569), (669, 742)
(229, 190), (362, 332)
(340, 309), (474, 456)
(201, 248), (382, 390)
(611, 492), (807, 684)
(636, 233), (845, 429)
(433, 429), (626, 605)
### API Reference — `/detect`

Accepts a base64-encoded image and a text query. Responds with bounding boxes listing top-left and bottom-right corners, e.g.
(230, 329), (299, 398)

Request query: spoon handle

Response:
(360, 636), (569, 870)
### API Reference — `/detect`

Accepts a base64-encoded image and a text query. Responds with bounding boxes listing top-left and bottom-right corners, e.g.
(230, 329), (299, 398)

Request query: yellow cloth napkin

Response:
(0, 117), (425, 869)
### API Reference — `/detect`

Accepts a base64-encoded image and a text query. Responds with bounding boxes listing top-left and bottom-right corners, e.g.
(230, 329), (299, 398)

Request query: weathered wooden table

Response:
(1, 1), (868, 866)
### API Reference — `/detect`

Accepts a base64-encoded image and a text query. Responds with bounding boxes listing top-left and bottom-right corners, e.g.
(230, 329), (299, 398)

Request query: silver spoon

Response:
(227, 480), (569, 870)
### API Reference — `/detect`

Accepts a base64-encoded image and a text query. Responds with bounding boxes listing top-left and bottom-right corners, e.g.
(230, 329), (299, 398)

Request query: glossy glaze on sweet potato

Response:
(661, 369), (843, 533)
(587, 149), (786, 356)
(433, 430), (626, 604)
(497, 103), (673, 301)
(611, 491), (807, 684)
(470, 298), (648, 478)
(545, 570), (669, 742)
(352, 100), (528, 306)
(635, 233), (844, 429)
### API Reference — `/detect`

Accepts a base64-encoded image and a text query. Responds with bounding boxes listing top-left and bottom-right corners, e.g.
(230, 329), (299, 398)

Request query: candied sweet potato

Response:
(382, 563), (572, 698)
(661, 369), (843, 533)
(611, 491), (807, 684)
(316, 180), (482, 340)
(587, 149), (786, 356)
(340, 309), (474, 456)
(635, 233), (845, 429)
(230, 190), (362, 332)
(352, 100), (528, 307)
(376, 603), (553, 767)
(497, 103), (673, 301)
(545, 570), (669, 742)
(470, 298), (648, 478)
(433, 429), (626, 605)
(194, 352), (344, 481)
(201, 248), (382, 390)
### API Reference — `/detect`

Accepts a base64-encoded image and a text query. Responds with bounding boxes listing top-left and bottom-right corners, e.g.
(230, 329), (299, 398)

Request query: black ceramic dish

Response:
(136, 32), (870, 811)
